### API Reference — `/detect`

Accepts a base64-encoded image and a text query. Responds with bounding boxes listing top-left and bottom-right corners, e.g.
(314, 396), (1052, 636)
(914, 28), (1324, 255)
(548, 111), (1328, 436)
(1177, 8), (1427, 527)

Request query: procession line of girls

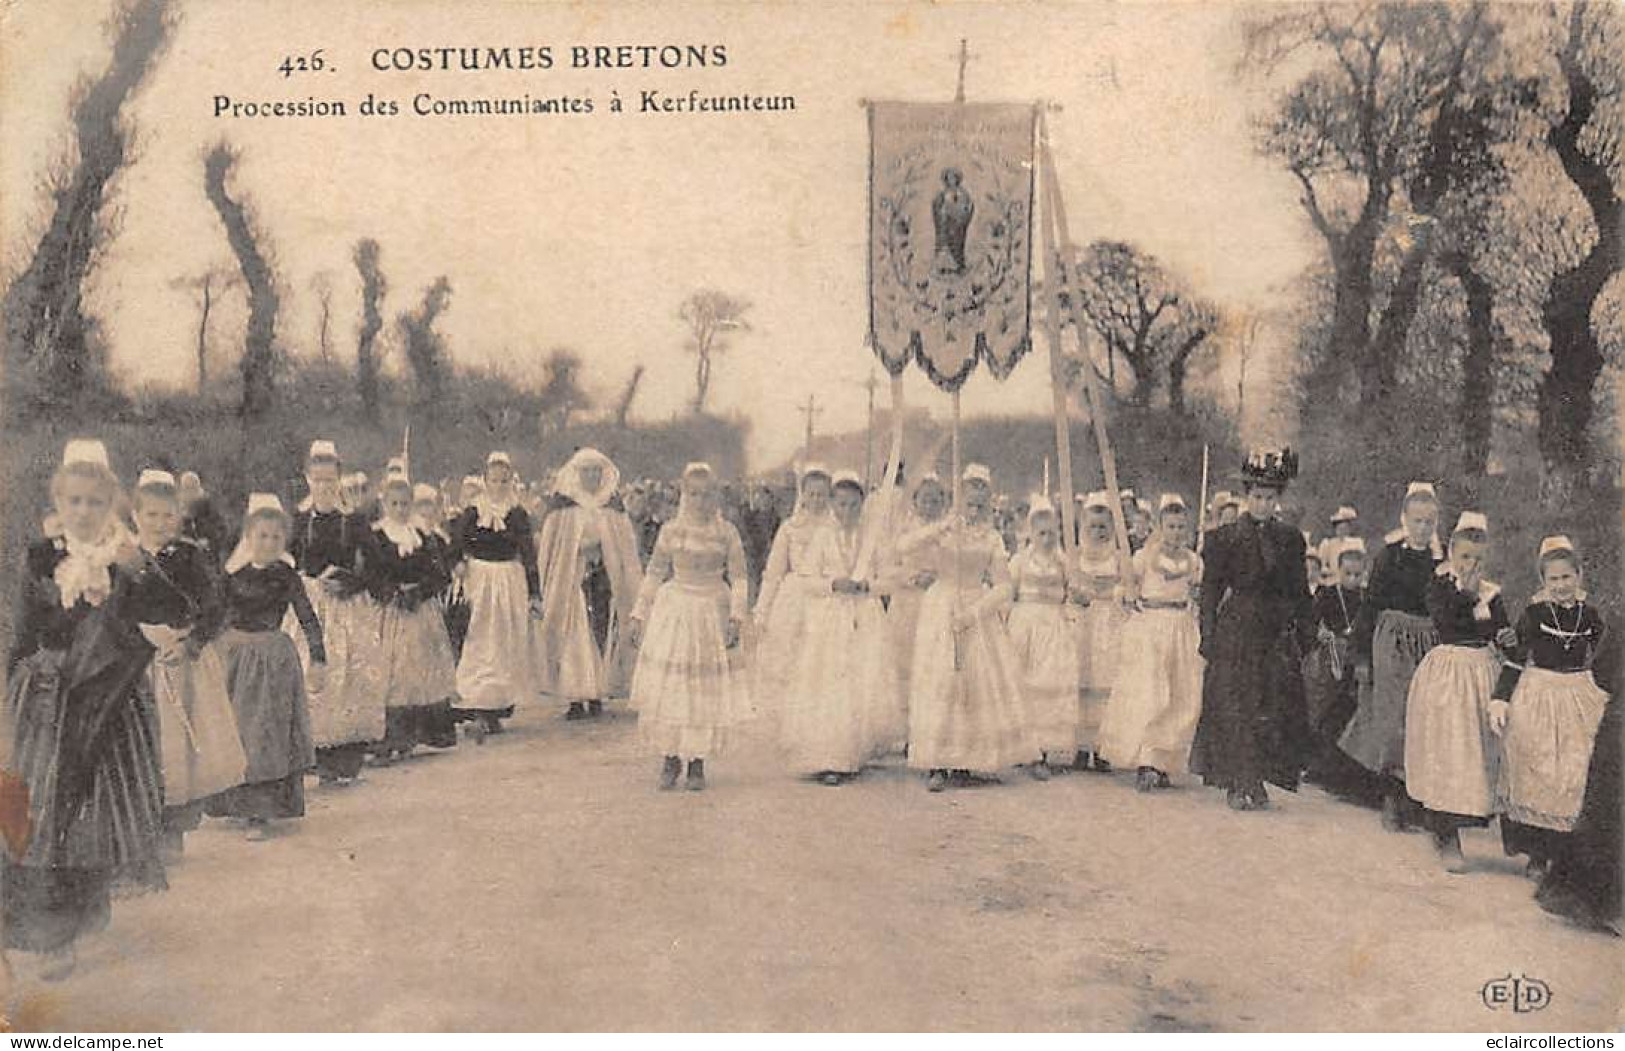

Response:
(1304, 480), (1618, 929)
(660, 457), (1209, 799)
(0, 438), (476, 979)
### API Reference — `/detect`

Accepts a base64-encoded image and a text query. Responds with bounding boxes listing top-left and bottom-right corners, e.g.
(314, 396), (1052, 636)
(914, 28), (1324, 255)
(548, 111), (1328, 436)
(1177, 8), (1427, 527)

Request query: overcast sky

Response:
(2, 0), (1316, 469)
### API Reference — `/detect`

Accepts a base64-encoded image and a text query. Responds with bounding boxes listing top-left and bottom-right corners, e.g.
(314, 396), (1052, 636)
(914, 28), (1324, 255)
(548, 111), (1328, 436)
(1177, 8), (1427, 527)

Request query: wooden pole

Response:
(1039, 113), (1132, 577)
(1196, 442), (1211, 554)
(1036, 107), (1078, 557)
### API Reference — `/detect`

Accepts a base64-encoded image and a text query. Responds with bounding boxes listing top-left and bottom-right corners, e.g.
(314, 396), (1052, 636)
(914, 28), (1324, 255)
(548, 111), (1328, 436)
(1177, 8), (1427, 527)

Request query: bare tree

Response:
(615, 365), (645, 427)
(1244, 3), (1504, 407)
(1537, 1), (1622, 487)
(353, 238), (386, 423)
(168, 265), (240, 393)
(537, 347), (592, 436)
(309, 271), (335, 363)
(2, 0), (174, 413)
(397, 276), (452, 408)
(1070, 240), (1217, 410)
(678, 290), (751, 415)
(204, 142), (280, 421)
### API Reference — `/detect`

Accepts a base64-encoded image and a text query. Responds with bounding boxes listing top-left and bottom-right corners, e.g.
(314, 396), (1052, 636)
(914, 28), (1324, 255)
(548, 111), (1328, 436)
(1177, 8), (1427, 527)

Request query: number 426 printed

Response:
(279, 49), (332, 76)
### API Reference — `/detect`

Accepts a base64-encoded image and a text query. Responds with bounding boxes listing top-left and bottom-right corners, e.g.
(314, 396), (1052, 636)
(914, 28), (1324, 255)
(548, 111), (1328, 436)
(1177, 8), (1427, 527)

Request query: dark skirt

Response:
(3, 648), (166, 952)
(205, 771), (305, 820)
(1190, 598), (1311, 792)
(1537, 692), (1621, 929)
(315, 743), (369, 780)
(219, 629), (315, 784)
(382, 701), (458, 752)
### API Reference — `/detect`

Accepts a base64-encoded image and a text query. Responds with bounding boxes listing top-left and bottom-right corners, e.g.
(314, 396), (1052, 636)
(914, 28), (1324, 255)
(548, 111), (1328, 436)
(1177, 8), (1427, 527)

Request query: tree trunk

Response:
(1343, 199), (1389, 407)
(1369, 223), (1435, 400)
(1449, 252), (1494, 477)
(204, 145), (278, 422)
(1, 0), (171, 413)
(1538, 2), (1622, 484)
(196, 275), (212, 394)
(1166, 331), (1208, 417)
(355, 239), (384, 424)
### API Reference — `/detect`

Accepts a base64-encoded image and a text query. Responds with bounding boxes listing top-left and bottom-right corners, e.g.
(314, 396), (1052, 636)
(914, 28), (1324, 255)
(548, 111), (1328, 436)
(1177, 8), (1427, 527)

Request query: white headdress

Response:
(1082, 490), (1112, 513)
(62, 438), (112, 472)
(136, 469), (177, 490)
(1330, 505), (1358, 524)
(308, 439), (340, 463)
(831, 469), (864, 490)
(1386, 481), (1442, 557)
(1452, 510), (1489, 535)
(963, 463), (993, 486)
(412, 483), (439, 503)
(1157, 493), (1187, 514)
(554, 447), (621, 510)
(225, 493), (295, 573)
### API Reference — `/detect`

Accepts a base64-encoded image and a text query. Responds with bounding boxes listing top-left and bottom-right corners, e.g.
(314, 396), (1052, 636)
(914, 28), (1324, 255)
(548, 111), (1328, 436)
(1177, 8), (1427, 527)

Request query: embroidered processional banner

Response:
(867, 101), (1036, 392)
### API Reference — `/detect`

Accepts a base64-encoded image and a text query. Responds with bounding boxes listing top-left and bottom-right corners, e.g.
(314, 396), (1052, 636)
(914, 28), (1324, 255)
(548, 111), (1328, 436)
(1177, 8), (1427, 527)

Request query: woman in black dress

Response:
(3, 439), (166, 979)
(1190, 449), (1315, 811)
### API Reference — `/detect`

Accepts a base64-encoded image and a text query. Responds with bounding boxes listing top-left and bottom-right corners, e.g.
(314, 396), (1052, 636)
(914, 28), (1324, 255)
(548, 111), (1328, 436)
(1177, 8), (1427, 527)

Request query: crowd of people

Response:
(1, 435), (1618, 982)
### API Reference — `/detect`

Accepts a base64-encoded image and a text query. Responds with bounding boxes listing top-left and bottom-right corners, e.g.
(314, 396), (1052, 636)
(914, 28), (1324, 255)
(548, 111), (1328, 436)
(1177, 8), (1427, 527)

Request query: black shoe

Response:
(1091, 756), (1114, 774)
(587, 699), (604, 718)
(659, 755), (681, 790)
(1246, 784), (1272, 810)
(1135, 767), (1158, 793)
(820, 772), (843, 786)
(1380, 792), (1405, 833)
(686, 759), (706, 791)
(1028, 761), (1051, 782)
(566, 702), (587, 721)
(926, 769), (949, 793)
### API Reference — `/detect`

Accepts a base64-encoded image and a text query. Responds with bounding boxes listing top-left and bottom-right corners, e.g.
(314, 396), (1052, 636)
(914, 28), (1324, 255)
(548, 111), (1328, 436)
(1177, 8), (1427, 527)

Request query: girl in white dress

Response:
(1074, 491), (1126, 772)
(904, 464), (1041, 792)
(753, 466), (833, 705)
(628, 463), (749, 792)
(781, 472), (900, 783)
(1098, 494), (1205, 792)
(1007, 497), (1085, 776)
(881, 474), (949, 719)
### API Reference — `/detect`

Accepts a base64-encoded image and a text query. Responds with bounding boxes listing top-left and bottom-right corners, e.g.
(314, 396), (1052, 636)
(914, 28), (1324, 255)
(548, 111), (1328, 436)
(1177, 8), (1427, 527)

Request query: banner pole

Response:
(1036, 107), (1078, 557)
(1039, 115), (1133, 577)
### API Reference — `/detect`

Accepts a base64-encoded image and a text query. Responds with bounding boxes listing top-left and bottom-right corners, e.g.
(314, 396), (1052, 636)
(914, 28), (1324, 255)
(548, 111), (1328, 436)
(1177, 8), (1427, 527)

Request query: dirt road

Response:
(7, 705), (1617, 1032)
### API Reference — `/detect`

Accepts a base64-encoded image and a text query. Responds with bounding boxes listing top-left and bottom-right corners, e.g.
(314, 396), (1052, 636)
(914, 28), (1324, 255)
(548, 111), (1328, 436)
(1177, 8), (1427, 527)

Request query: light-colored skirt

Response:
(1008, 601), (1082, 760)
(1077, 602), (1126, 746)
(152, 644), (247, 806)
(1340, 610), (1437, 777)
(375, 601), (459, 709)
(220, 629), (315, 784)
(782, 592), (900, 773)
(907, 586), (1036, 774)
(1499, 667), (1608, 831)
(1404, 644), (1499, 817)
(289, 578), (385, 748)
(1097, 608), (1205, 774)
(455, 559), (536, 711)
(754, 574), (822, 701)
(631, 581), (746, 758)
(887, 589), (925, 702)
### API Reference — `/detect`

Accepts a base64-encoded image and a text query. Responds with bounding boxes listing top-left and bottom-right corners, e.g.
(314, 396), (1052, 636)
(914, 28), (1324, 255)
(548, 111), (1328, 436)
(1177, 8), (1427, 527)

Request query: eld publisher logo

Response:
(1481, 974), (1552, 1013)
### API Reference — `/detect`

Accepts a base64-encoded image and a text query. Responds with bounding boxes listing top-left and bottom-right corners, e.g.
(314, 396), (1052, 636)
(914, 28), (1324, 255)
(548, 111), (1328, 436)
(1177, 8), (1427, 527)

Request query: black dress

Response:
(1190, 512), (1314, 797)
(4, 538), (165, 953)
